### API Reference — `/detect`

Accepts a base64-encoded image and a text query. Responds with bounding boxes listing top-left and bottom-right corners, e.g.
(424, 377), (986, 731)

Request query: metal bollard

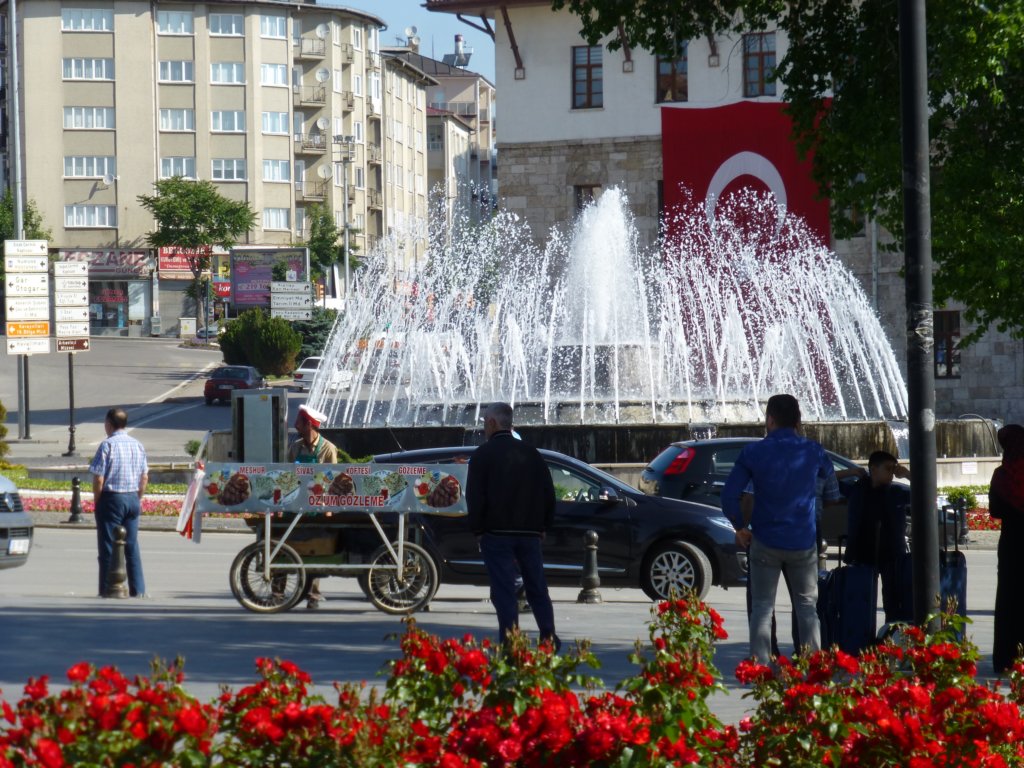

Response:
(576, 529), (602, 604)
(104, 525), (130, 598)
(64, 477), (85, 524)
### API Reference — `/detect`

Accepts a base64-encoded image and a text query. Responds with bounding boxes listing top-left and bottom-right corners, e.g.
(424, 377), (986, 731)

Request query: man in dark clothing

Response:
(844, 450), (913, 623)
(467, 402), (559, 650)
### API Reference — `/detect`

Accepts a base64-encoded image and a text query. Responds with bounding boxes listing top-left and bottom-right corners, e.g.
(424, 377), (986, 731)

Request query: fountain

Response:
(307, 187), (931, 460)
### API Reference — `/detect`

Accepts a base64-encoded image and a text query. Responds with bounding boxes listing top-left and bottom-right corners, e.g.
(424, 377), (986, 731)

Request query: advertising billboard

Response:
(229, 247), (310, 307)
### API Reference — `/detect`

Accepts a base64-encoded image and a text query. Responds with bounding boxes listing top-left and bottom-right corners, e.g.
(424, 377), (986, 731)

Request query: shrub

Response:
(942, 485), (980, 510)
(184, 439), (201, 457)
(219, 308), (266, 366)
(253, 317), (303, 376)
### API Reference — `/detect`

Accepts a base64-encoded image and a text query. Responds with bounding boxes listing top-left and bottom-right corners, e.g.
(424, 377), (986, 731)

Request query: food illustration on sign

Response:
(362, 470), (407, 505)
(328, 472), (355, 496)
(216, 473), (251, 506)
(415, 471), (462, 508)
(249, 470), (301, 506)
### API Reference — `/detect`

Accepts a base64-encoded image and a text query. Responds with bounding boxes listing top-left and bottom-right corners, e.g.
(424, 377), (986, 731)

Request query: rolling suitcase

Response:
(817, 539), (877, 654)
(939, 506), (967, 634)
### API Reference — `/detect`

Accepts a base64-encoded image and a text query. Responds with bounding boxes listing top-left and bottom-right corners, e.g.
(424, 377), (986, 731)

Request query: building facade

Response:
(2, 0), (433, 335)
(426, 0), (1024, 427)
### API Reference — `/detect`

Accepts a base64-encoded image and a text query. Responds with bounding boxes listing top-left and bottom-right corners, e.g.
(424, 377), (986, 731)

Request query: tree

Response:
(301, 203), (361, 296)
(0, 191), (52, 281)
(138, 177), (257, 322)
(553, 0), (1024, 343)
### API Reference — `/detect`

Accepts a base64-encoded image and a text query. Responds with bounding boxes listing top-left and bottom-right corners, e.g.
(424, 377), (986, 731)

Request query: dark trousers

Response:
(95, 491), (145, 596)
(745, 557), (799, 657)
(479, 533), (556, 643)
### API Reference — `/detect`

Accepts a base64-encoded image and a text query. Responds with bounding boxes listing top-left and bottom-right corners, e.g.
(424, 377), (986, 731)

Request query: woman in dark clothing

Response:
(991, 424), (1024, 674)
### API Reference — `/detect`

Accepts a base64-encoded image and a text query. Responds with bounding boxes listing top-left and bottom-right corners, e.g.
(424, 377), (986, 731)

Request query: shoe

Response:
(132, 593), (152, 599)
(306, 598), (320, 610)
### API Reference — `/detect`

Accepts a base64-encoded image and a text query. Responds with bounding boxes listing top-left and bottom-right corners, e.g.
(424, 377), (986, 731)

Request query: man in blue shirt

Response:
(723, 394), (839, 662)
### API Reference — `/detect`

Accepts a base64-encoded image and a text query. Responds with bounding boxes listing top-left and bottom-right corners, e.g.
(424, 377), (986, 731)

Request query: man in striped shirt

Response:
(90, 407), (149, 597)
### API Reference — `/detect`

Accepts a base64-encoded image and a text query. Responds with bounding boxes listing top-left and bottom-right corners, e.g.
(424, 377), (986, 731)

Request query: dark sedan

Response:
(0, 473), (33, 570)
(373, 446), (747, 601)
(204, 365), (266, 405)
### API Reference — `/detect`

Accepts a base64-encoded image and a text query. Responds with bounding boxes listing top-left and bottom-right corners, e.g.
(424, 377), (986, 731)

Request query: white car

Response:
(292, 356), (352, 392)
(0, 474), (32, 570)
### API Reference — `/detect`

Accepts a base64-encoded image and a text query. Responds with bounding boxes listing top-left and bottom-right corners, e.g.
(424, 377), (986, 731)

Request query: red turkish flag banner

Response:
(660, 102), (831, 245)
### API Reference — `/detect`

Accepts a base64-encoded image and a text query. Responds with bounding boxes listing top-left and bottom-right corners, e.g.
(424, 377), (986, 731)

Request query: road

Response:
(0, 526), (1003, 725)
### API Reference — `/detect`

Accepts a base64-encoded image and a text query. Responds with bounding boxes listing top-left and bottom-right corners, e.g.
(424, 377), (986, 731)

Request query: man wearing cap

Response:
(288, 404), (338, 608)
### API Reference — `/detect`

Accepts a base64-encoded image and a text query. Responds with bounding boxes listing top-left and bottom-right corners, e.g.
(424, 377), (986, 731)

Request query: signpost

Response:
(51, 260), (91, 456)
(4, 240), (50, 439)
(270, 281), (313, 321)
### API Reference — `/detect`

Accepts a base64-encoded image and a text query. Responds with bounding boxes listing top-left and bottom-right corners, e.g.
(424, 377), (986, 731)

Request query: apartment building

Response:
(426, 0), (1024, 424)
(1, 0), (432, 335)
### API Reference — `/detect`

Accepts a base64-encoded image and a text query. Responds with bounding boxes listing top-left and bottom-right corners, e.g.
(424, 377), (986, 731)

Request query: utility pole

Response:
(333, 135), (355, 299)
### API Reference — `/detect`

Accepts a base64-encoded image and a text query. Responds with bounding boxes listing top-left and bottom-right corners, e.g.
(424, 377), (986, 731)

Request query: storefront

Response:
(60, 250), (157, 336)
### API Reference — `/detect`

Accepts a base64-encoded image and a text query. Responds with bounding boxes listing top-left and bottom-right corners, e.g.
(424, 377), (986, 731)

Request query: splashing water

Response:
(308, 188), (908, 427)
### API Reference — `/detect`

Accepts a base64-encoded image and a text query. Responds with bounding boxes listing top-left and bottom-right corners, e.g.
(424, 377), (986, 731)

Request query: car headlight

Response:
(708, 515), (735, 531)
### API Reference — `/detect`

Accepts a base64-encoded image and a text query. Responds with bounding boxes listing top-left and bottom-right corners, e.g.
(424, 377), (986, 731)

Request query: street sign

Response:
(54, 305), (89, 322)
(54, 291), (89, 306)
(6, 337), (50, 355)
(271, 308), (313, 321)
(56, 338), (90, 352)
(4, 255), (48, 272)
(270, 293), (313, 308)
(270, 281), (312, 294)
(5, 273), (49, 296)
(4, 240), (48, 257)
(6, 321), (50, 337)
(6, 297), (50, 321)
(54, 276), (89, 292)
(53, 261), (89, 276)
(55, 321), (90, 338)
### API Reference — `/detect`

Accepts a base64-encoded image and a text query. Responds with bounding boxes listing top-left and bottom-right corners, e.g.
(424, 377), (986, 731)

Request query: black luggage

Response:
(817, 539), (877, 654)
(939, 505), (967, 632)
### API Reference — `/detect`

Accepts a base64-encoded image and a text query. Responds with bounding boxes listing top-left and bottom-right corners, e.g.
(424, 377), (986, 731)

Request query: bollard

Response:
(576, 529), (602, 604)
(104, 525), (130, 598)
(64, 476), (85, 524)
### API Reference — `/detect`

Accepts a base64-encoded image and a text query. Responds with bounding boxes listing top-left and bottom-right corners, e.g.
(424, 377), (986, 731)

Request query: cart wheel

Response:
(358, 541), (438, 615)
(229, 540), (307, 613)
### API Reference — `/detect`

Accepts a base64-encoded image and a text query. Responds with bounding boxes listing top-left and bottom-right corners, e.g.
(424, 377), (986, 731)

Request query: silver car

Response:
(0, 474), (32, 569)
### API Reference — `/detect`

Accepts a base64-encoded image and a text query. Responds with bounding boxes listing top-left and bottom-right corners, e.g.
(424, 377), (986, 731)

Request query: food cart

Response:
(180, 458), (467, 615)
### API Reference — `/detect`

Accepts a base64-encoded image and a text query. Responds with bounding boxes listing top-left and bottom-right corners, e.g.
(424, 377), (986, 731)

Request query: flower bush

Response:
(4, 601), (1024, 766)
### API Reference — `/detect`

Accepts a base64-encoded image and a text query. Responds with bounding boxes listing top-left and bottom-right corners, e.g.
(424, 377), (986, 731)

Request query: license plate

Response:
(218, 384), (234, 390)
(8, 538), (30, 555)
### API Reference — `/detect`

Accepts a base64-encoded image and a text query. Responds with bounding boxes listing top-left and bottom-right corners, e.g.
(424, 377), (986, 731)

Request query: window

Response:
(334, 163), (345, 187)
(211, 62), (245, 84)
(354, 121), (363, 142)
(61, 9), (113, 31)
(261, 111), (288, 133)
(262, 159), (290, 182)
(263, 207), (290, 230)
(159, 108), (194, 131)
(743, 32), (776, 97)
(396, 165), (403, 188)
(656, 42), (688, 103)
(157, 10), (193, 35)
(260, 63), (288, 86)
(161, 156), (196, 178)
(159, 60), (194, 82)
(575, 185), (598, 212)
(211, 110), (245, 132)
(209, 13), (244, 36)
(64, 156), (116, 177)
(572, 46), (603, 109)
(333, 69), (343, 93)
(549, 464), (599, 503)
(370, 73), (381, 100)
(353, 74), (363, 96)
(65, 205), (117, 227)
(355, 166), (364, 188)
(332, 23), (340, 45)
(260, 14), (286, 39)
(62, 58), (113, 80)
(64, 106), (115, 129)
(353, 27), (362, 49)
(212, 159), (246, 180)
(934, 310), (961, 379)
(427, 125), (443, 150)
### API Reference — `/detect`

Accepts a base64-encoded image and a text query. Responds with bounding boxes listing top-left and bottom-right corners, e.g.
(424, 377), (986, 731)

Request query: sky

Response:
(337, 0), (496, 83)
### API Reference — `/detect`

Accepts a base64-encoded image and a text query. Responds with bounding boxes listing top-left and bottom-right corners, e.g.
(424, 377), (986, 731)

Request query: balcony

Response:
(294, 133), (328, 154)
(367, 144), (382, 164)
(348, 185), (357, 202)
(338, 43), (354, 64)
(367, 188), (382, 209)
(366, 100), (380, 119)
(365, 51), (381, 71)
(428, 100), (478, 118)
(295, 179), (327, 202)
(294, 38), (326, 59)
(340, 90), (355, 111)
(293, 84), (326, 107)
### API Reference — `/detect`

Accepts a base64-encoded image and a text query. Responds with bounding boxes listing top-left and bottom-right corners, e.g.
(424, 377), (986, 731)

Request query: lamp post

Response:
(333, 135), (356, 298)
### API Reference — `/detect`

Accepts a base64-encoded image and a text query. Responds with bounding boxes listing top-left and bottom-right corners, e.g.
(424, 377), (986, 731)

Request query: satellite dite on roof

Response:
(442, 33), (472, 67)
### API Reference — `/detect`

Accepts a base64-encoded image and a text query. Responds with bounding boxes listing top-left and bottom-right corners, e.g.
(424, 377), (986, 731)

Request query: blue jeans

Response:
(95, 491), (145, 596)
(749, 538), (819, 662)
(478, 533), (556, 643)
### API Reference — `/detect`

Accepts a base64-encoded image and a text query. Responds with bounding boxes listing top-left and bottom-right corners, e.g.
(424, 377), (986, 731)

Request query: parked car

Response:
(0, 473), (33, 570)
(292, 356), (352, 392)
(372, 446), (747, 601)
(195, 323), (222, 340)
(203, 365), (266, 405)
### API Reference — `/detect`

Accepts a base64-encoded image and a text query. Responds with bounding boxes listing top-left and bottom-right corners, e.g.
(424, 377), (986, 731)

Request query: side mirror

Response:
(597, 486), (622, 505)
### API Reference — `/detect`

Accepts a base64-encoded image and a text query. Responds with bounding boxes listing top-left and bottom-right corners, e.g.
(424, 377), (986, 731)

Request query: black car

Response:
(372, 446), (746, 601)
(0, 473), (33, 570)
(638, 438), (866, 547)
(204, 365), (266, 405)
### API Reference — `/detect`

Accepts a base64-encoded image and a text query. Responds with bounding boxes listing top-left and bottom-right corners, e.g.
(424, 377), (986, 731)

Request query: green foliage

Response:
(291, 306), (338, 359)
(218, 308), (266, 366)
(0, 192), (52, 281)
(0, 400), (8, 461)
(252, 317), (303, 376)
(943, 486), (981, 510)
(270, 260), (289, 282)
(184, 439), (201, 458)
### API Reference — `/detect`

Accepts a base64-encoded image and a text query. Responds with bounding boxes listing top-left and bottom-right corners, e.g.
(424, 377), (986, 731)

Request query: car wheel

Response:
(641, 541), (713, 602)
(205, 397), (213, 405)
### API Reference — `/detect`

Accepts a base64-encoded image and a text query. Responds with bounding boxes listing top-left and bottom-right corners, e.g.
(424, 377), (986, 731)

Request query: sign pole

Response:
(63, 352), (77, 456)
(17, 356), (28, 439)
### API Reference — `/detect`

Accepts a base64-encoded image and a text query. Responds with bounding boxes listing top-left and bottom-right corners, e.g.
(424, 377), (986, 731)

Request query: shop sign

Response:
(212, 280), (231, 299)
(60, 249), (152, 276)
(159, 246), (212, 279)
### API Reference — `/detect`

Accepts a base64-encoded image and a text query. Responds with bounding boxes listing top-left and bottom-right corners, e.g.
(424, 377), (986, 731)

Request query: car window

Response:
(300, 358), (321, 369)
(709, 445), (744, 476)
(548, 463), (600, 503)
(215, 367), (244, 378)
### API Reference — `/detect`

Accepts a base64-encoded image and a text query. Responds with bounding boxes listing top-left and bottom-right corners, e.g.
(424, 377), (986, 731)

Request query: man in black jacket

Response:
(467, 402), (560, 650)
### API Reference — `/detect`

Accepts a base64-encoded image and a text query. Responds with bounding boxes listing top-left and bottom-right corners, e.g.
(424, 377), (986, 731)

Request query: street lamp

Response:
(333, 135), (356, 298)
